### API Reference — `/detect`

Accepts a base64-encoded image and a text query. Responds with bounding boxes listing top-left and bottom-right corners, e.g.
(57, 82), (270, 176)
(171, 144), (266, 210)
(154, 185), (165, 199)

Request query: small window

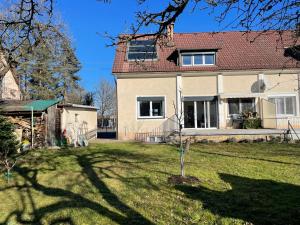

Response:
(228, 98), (255, 116)
(268, 96), (296, 116)
(128, 40), (157, 61)
(182, 52), (215, 66)
(137, 97), (165, 118)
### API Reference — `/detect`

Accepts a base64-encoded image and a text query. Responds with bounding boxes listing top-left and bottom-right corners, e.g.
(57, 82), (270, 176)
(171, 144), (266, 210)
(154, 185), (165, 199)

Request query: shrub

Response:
(243, 118), (262, 129)
(0, 116), (20, 179)
(240, 111), (262, 129)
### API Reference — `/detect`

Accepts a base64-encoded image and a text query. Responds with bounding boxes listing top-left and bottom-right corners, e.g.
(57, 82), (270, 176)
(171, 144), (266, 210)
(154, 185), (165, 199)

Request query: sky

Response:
(56, 0), (237, 92)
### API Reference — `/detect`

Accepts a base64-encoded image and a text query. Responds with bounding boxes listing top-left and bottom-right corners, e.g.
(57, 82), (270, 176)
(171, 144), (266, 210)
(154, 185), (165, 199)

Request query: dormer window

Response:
(127, 40), (157, 61)
(181, 52), (215, 66)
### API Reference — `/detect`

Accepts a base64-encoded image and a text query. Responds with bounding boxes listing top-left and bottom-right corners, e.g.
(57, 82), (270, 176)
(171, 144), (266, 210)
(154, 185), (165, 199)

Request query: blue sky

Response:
(56, 0), (237, 91)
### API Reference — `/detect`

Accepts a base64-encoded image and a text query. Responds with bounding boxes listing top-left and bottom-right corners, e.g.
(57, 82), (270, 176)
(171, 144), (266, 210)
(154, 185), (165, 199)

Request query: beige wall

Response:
(264, 73), (298, 93)
(61, 108), (97, 140)
(182, 75), (217, 96)
(1, 70), (21, 100)
(222, 73), (299, 126)
(117, 76), (177, 140)
(116, 71), (300, 140)
(223, 75), (258, 93)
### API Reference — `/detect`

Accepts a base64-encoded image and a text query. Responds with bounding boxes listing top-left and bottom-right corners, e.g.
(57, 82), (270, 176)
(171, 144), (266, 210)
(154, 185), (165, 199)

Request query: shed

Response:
(0, 99), (60, 148)
(57, 103), (98, 145)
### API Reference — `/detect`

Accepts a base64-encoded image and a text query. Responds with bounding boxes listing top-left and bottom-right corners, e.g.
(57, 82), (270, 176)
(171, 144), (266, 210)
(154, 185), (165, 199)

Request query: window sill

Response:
(137, 116), (165, 120)
(181, 64), (215, 67)
(275, 114), (297, 118)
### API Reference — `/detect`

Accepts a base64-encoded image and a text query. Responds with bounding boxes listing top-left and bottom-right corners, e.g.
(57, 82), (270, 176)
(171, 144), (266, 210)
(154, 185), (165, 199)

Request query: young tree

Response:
(95, 79), (116, 127)
(172, 91), (190, 177)
(0, 115), (20, 181)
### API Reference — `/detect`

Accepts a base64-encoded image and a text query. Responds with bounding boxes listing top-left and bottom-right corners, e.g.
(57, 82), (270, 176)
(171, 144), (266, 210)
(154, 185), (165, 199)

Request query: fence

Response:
(276, 117), (300, 129)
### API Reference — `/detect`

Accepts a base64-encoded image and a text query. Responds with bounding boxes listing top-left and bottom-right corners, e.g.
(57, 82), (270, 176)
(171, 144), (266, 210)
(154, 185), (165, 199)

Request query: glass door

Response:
(184, 99), (218, 129)
(184, 101), (195, 128)
(197, 101), (206, 128)
(209, 100), (217, 128)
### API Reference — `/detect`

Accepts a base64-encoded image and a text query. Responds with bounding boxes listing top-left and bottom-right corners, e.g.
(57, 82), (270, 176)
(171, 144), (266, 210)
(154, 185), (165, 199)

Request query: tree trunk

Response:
(180, 150), (185, 177)
(179, 128), (185, 177)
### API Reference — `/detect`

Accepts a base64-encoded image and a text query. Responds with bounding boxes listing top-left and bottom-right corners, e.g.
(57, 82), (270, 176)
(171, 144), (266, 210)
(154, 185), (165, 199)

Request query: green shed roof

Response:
(0, 99), (60, 112)
(23, 99), (60, 111)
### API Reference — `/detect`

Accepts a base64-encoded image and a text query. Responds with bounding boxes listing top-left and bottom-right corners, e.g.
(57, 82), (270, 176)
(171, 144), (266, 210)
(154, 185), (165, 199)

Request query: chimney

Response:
(166, 23), (175, 46)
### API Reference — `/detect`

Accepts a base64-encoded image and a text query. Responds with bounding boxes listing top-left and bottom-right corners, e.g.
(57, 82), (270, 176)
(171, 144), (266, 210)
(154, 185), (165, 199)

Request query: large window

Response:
(182, 53), (215, 66)
(127, 40), (157, 61)
(228, 98), (255, 115)
(137, 97), (165, 118)
(268, 96), (296, 116)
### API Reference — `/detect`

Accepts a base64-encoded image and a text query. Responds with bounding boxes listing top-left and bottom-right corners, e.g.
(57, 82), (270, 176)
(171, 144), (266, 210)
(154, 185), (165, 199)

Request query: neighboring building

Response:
(0, 54), (21, 100)
(0, 100), (98, 147)
(58, 103), (98, 142)
(112, 28), (300, 140)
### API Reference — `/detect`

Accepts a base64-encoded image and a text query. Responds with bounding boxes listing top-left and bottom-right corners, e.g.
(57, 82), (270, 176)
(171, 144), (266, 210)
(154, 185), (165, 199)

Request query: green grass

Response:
(0, 142), (300, 225)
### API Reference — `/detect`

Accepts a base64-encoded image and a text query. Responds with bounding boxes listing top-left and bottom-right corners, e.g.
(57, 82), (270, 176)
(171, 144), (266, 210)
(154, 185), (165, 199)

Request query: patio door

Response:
(184, 98), (217, 129)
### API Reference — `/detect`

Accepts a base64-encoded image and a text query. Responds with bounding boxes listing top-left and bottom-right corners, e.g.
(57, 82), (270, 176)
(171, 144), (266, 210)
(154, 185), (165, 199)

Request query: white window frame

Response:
(268, 95), (297, 117)
(228, 98), (256, 117)
(181, 52), (216, 66)
(137, 96), (166, 119)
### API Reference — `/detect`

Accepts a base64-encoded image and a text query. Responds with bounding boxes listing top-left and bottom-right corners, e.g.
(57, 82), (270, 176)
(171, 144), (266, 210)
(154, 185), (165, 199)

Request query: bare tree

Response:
(0, 0), (54, 60)
(106, 0), (299, 59)
(2, 1), (298, 55)
(95, 78), (116, 127)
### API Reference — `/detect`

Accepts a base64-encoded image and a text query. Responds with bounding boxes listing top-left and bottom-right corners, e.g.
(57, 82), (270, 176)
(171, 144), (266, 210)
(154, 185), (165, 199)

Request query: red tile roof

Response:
(112, 31), (299, 74)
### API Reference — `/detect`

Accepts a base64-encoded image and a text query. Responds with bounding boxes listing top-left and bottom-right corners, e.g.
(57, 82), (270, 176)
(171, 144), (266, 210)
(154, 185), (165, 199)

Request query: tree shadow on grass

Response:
(0, 148), (157, 225)
(195, 150), (300, 166)
(176, 173), (300, 225)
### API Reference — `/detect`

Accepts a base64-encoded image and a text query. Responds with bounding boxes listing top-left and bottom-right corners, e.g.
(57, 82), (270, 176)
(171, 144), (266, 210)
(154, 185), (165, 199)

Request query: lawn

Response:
(0, 142), (300, 225)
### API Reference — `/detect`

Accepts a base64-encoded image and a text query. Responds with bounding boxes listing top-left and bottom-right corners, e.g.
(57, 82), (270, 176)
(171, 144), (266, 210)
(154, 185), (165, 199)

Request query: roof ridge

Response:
(119, 30), (293, 36)
(174, 30), (293, 35)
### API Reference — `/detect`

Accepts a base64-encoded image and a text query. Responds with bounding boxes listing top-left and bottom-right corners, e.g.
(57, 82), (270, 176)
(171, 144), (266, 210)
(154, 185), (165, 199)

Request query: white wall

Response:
(61, 107), (97, 140)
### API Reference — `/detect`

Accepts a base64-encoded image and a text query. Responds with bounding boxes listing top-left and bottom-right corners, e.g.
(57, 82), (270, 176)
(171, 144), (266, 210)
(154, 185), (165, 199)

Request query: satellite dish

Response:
(259, 79), (266, 92)
(251, 79), (267, 93)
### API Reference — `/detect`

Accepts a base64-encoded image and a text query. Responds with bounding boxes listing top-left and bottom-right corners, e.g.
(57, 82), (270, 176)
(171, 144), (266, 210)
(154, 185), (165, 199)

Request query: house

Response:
(0, 53), (21, 100)
(0, 100), (98, 148)
(112, 27), (300, 141)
